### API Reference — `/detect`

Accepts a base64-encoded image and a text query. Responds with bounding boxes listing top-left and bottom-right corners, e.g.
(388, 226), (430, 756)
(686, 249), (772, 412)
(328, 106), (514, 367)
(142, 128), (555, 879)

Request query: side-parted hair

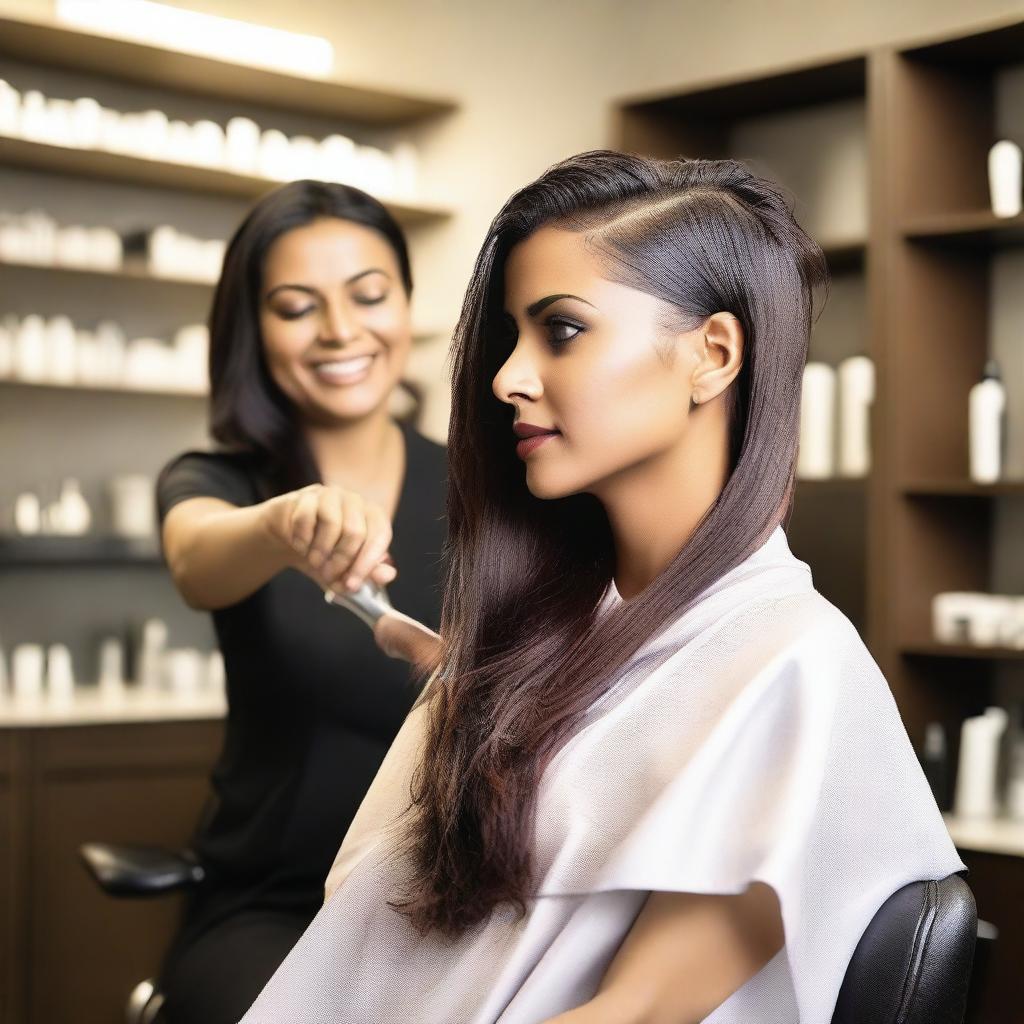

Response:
(208, 179), (413, 494)
(397, 150), (828, 937)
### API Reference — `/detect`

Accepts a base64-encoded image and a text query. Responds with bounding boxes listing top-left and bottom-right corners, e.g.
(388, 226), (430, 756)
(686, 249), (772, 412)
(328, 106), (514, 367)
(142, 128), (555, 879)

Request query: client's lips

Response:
(513, 421), (560, 459)
(513, 422), (558, 438)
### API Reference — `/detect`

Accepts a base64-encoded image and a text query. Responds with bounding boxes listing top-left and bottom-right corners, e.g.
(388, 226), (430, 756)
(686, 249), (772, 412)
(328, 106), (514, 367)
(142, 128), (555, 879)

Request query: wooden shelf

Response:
(0, 14), (456, 125)
(796, 476), (869, 491)
(821, 238), (865, 273)
(945, 813), (1024, 858)
(902, 641), (1024, 661)
(903, 210), (1024, 248)
(0, 257), (215, 291)
(0, 379), (206, 399)
(903, 480), (1024, 497)
(903, 18), (1024, 68)
(0, 535), (162, 566)
(0, 137), (453, 226)
(617, 55), (865, 120)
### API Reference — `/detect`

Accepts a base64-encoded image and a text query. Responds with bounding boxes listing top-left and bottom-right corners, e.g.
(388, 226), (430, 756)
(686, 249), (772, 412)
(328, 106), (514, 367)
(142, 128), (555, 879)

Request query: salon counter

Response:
(0, 687), (226, 728)
(0, 709), (222, 1023)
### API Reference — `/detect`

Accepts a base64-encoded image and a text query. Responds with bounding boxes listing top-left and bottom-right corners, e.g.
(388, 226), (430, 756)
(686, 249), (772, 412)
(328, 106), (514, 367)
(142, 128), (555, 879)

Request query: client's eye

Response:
(546, 317), (583, 347)
(354, 293), (387, 306)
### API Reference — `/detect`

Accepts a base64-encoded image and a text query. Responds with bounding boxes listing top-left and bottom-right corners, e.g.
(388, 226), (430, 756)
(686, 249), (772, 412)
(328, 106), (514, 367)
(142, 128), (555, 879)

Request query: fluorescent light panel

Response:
(55, 0), (335, 77)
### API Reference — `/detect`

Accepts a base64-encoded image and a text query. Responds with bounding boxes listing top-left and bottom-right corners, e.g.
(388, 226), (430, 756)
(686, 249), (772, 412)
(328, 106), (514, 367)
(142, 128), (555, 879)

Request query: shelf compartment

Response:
(0, 137), (453, 226)
(903, 210), (1024, 248)
(903, 480), (1024, 497)
(0, 14), (456, 125)
(0, 535), (162, 566)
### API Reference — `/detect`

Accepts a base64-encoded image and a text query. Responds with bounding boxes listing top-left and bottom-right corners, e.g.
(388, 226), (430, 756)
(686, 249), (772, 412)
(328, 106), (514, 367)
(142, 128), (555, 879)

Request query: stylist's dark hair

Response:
(208, 179), (413, 493)
(396, 150), (828, 937)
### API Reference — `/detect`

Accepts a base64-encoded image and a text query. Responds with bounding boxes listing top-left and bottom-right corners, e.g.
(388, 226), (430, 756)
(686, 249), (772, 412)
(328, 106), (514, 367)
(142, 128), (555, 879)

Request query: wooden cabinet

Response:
(0, 719), (222, 1024)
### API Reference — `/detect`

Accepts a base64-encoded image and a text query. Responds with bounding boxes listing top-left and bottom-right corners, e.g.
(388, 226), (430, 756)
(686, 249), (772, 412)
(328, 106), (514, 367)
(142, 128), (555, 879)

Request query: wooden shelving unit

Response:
(615, 53), (872, 637)
(614, 22), (1024, 1021)
(0, 14), (456, 125)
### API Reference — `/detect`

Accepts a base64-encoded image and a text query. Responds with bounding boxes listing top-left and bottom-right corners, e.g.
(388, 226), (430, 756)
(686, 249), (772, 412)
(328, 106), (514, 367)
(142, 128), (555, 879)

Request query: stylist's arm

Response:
(163, 483), (397, 611)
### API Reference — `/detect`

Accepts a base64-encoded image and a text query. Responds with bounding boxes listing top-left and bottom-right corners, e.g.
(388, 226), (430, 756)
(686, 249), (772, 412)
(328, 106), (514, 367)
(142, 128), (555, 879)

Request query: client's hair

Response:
(398, 150), (827, 937)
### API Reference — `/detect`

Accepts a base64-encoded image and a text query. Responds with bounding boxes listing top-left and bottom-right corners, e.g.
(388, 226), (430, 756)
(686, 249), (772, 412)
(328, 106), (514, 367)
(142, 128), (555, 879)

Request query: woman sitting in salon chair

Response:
(239, 152), (970, 1024)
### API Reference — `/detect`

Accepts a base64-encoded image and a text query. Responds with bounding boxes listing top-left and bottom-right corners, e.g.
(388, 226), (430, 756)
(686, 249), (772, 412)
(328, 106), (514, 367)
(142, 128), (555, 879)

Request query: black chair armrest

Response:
(79, 842), (205, 897)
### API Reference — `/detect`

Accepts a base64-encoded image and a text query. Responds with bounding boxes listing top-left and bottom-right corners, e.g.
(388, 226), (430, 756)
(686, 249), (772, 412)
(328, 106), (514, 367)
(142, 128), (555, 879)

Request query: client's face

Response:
(260, 217), (412, 425)
(494, 225), (700, 500)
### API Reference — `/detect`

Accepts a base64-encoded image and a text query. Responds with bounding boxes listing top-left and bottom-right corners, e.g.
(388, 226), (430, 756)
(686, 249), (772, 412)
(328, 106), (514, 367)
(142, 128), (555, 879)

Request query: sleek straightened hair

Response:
(397, 150), (828, 937)
(208, 179), (413, 494)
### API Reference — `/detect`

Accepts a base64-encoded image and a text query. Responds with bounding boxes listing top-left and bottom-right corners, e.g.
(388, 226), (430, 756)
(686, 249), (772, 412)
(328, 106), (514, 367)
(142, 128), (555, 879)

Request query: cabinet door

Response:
(27, 720), (222, 1024)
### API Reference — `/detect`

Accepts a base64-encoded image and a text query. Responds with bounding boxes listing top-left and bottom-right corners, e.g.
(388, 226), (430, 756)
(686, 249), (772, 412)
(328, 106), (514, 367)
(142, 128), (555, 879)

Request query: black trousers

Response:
(159, 909), (311, 1024)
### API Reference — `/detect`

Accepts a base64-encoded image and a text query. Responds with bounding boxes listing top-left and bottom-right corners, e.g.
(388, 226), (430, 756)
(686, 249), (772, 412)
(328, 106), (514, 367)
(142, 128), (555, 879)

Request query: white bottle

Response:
(968, 360), (1006, 484)
(97, 636), (126, 700)
(954, 706), (1009, 819)
(837, 355), (875, 477)
(137, 618), (168, 691)
(57, 478), (92, 535)
(797, 362), (836, 479)
(46, 644), (75, 703)
(988, 140), (1023, 218)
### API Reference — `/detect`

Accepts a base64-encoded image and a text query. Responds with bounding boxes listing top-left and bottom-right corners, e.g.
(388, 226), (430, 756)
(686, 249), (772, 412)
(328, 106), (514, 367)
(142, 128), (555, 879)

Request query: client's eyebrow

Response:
(526, 293), (596, 317)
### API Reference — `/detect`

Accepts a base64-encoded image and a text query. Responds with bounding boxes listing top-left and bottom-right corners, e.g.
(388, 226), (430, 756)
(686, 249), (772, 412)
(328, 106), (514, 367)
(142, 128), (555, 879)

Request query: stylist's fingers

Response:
(321, 491), (367, 586)
(373, 611), (442, 672)
(288, 487), (322, 558)
(306, 487), (345, 570)
(341, 504), (394, 592)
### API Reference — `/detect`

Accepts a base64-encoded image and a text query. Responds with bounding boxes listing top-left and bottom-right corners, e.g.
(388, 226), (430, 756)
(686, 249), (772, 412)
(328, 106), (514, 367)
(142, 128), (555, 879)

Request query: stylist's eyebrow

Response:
(526, 293), (596, 317)
(265, 268), (391, 299)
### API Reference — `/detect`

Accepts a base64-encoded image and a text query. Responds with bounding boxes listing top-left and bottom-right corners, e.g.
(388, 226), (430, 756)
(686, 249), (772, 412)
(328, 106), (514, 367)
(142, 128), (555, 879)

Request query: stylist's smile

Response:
(513, 421), (560, 459)
(310, 353), (378, 385)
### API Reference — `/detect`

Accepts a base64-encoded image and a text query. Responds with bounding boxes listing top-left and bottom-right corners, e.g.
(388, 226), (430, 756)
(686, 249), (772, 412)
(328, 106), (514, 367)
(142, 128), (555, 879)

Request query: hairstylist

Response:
(154, 180), (446, 1024)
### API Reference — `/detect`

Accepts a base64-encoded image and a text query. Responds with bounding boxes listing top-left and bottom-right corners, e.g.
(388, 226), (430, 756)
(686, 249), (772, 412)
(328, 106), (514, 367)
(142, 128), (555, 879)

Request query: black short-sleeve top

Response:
(156, 422), (446, 923)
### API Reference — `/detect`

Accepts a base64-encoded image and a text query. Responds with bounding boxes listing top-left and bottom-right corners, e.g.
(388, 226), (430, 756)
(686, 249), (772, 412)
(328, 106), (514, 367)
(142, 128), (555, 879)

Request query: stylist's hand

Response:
(374, 611), (442, 674)
(261, 484), (397, 594)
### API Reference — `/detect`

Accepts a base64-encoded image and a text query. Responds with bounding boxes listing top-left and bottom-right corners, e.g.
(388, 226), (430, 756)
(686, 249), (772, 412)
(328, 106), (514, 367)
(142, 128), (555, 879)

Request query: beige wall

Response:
(2, 0), (1022, 436)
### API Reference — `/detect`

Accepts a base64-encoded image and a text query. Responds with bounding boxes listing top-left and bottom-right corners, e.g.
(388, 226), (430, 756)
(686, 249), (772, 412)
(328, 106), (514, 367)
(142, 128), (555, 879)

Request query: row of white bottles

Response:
(0, 623), (225, 703)
(797, 356), (875, 479)
(0, 80), (421, 200)
(0, 314), (208, 393)
(0, 209), (226, 283)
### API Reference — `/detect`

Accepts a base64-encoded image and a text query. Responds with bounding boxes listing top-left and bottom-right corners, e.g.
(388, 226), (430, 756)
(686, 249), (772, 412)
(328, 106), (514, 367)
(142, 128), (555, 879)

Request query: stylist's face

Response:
(260, 218), (412, 424)
(493, 225), (700, 500)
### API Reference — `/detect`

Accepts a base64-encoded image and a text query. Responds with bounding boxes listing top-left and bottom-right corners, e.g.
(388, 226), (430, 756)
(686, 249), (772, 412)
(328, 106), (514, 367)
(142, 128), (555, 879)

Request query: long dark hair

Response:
(398, 151), (828, 937)
(208, 179), (414, 494)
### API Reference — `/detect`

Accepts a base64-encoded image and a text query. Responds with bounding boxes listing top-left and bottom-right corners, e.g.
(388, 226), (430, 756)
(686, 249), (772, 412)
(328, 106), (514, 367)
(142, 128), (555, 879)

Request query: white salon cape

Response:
(241, 526), (964, 1024)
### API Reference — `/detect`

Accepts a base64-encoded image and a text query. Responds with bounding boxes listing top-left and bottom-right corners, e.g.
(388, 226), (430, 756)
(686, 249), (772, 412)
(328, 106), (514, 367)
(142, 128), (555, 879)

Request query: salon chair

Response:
(81, 843), (983, 1024)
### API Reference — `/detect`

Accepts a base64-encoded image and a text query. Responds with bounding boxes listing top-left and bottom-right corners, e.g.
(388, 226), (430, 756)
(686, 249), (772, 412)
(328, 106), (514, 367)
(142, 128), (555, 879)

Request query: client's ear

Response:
(690, 313), (744, 405)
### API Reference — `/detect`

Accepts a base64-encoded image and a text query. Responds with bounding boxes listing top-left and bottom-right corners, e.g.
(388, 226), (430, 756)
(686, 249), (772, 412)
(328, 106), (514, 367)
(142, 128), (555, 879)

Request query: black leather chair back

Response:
(832, 873), (977, 1024)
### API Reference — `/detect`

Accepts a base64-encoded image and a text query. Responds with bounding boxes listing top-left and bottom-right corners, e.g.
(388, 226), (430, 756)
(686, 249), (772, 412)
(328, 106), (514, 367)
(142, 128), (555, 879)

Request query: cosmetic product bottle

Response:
(14, 492), (41, 535)
(968, 359), (1006, 484)
(137, 618), (168, 691)
(797, 362), (836, 479)
(0, 79), (20, 136)
(225, 117), (260, 174)
(921, 722), (951, 811)
(12, 644), (44, 700)
(15, 314), (47, 382)
(837, 355), (874, 477)
(97, 636), (126, 700)
(46, 643), (75, 703)
(989, 140), (1023, 218)
(0, 319), (13, 378)
(57, 478), (92, 535)
(44, 315), (77, 384)
(954, 706), (1009, 819)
